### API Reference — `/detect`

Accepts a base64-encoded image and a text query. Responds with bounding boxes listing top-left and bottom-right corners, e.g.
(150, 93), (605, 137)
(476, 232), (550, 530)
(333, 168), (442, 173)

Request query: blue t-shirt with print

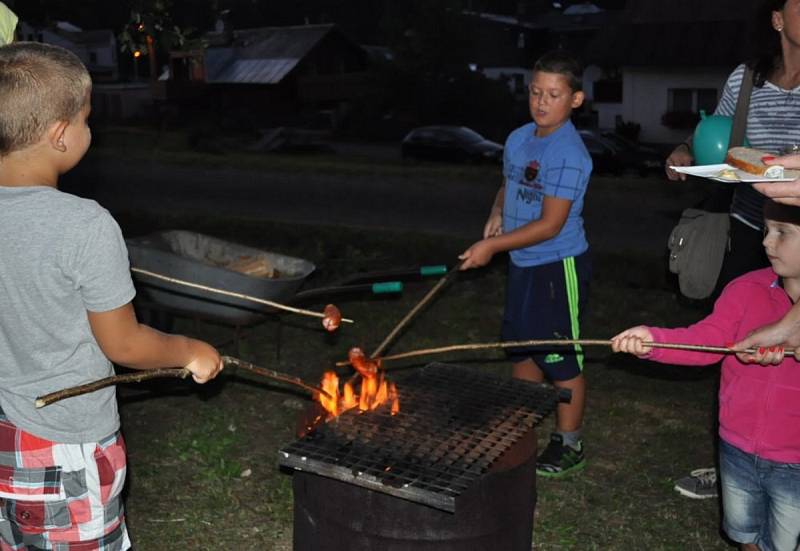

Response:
(502, 120), (592, 267)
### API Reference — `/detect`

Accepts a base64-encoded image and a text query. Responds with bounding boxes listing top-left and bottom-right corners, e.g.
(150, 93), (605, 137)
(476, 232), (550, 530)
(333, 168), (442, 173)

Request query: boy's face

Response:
(763, 218), (800, 278)
(528, 71), (584, 137)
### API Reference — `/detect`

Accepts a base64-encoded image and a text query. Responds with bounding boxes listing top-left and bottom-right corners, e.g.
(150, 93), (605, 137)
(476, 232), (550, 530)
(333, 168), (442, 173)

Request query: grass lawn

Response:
(82, 129), (734, 550)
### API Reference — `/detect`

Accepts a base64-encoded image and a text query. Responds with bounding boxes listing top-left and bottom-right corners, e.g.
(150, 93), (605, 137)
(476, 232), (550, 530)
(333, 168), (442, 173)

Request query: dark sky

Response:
(10, 0), (630, 44)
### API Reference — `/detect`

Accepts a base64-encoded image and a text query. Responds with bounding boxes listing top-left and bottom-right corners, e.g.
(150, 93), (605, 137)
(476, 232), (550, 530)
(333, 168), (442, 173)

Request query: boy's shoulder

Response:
(548, 123), (591, 158)
(5, 186), (110, 225)
(505, 122), (536, 146)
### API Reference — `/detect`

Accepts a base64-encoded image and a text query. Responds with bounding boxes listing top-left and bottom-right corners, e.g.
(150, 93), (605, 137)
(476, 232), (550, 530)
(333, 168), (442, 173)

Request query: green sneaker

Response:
(536, 433), (586, 478)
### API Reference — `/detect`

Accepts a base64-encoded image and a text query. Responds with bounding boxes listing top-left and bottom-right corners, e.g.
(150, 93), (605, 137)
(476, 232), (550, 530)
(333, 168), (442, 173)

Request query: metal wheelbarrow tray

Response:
(126, 230), (315, 325)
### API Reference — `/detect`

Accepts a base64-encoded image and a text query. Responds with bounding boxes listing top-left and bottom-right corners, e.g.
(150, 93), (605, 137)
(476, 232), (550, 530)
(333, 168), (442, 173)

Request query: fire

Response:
(317, 347), (399, 418)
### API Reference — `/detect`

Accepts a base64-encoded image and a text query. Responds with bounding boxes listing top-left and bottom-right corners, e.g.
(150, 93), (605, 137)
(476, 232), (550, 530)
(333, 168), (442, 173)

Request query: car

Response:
(578, 129), (663, 176)
(578, 130), (623, 175)
(401, 126), (503, 164)
(600, 130), (663, 176)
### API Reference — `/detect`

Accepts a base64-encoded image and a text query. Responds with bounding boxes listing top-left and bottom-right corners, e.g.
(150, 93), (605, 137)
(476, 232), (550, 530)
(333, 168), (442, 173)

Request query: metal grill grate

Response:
(279, 363), (561, 512)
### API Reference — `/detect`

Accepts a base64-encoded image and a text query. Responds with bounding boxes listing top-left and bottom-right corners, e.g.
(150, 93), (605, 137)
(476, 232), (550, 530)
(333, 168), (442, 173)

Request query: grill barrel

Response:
(279, 363), (564, 550)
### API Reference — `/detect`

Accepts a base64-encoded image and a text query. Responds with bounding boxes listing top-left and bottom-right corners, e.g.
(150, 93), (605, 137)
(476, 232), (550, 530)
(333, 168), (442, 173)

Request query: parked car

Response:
(578, 130), (622, 175)
(578, 130), (663, 176)
(600, 131), (663, 176)
(401, 126), (503, 164)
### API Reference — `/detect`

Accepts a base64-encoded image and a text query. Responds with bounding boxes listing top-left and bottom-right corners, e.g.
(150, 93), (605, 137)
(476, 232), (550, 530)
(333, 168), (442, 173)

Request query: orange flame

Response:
(317, 347), (400, 418)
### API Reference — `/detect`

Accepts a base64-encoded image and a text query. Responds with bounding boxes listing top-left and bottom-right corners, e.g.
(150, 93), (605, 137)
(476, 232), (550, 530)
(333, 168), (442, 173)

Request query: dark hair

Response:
(748, 0), (787, 86)
(533, 50), (583, 92)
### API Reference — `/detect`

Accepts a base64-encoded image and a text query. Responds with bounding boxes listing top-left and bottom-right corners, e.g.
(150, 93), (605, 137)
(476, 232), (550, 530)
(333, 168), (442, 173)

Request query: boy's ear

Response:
(48, 120), (69, 153)
(571, 90), (585, 109)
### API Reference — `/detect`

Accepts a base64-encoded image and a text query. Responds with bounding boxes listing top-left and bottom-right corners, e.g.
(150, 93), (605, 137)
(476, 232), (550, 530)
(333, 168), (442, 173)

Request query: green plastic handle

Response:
(372, 281), (403, 294)
(420, 265), (447, 277)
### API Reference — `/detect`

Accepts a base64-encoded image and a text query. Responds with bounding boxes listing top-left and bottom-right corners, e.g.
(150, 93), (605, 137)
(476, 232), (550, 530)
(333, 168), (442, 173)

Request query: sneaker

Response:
(536, 433), (586, 478)
(673, 468), (718, 499)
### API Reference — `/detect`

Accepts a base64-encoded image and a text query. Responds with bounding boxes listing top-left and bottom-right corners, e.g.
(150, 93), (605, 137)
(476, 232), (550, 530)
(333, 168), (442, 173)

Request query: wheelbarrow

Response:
(126, 230), (447, 328)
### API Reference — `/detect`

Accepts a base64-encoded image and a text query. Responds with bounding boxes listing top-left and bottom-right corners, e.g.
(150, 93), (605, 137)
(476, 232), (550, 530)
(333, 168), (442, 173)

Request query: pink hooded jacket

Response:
(645, 268), (800, 464)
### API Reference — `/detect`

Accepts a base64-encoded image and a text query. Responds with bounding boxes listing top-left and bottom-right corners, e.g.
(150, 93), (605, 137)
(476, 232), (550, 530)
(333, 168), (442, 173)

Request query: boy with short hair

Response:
(0, 42), (222, 549)
(460, 50), (592, 477)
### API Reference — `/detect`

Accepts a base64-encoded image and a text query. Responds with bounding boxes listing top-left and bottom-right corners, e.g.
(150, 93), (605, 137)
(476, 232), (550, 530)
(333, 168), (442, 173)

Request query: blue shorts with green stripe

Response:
(501, 252), (591, 381)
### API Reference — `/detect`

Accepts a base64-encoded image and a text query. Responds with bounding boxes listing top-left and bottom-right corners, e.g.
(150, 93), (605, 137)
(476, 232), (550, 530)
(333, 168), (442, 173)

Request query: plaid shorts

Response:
(0, 410), (130, 550)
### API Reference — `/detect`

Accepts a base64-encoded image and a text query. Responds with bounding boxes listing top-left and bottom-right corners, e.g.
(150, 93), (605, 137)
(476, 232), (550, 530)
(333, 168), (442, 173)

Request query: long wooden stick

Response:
(335, 339), (763, 367)
(131, 267), (353, 324)
(34, 355), (330, 408)
(369, 261), (462, 359)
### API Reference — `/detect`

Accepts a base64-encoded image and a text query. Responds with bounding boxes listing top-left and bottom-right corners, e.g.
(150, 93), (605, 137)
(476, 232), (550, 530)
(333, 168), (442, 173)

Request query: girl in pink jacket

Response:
(612, 200), (800, 551)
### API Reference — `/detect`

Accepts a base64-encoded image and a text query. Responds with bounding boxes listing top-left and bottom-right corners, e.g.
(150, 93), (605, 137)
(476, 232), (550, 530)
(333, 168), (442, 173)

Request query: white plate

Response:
(669, 164), (798, 183)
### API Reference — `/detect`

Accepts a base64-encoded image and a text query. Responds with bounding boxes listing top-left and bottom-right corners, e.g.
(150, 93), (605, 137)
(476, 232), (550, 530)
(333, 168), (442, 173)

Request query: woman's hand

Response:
(752, 153), (800, 206)
(611, 326), (654, 357)
(731, 313), (800, 365)
(665, 143), (694, 181)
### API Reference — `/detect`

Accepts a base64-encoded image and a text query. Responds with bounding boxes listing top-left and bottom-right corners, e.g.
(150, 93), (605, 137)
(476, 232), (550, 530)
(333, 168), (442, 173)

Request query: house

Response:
(585, 0), (753, 144)
(194, 23), (371, 127)
(17, 21), (118, 81)
(460, 2), (623, 109)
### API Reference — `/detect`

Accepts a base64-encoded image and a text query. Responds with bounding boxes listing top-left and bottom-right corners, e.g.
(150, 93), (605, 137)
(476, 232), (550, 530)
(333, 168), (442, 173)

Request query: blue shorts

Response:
(501, 252), (591, 382)
(719, 439), (800, 551)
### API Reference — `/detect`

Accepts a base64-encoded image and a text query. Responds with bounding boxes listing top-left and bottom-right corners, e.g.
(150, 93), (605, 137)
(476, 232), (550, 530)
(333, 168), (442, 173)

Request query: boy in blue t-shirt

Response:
(460, 51), (592, 477)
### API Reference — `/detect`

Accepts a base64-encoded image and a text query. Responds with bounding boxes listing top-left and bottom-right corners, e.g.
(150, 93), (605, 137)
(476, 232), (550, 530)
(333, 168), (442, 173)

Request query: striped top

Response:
(715, 63), (800, 229)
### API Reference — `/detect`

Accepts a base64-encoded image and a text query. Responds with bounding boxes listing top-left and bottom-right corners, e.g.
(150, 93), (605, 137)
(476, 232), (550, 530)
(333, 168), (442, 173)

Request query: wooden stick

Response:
(35, 368), (192, 408)
(221, 355), (331, 399)
(34, 355), (330, 408)
(335, 339), (763, 367)
(130, 267), (353, 324)
(369, 261), (462, 359)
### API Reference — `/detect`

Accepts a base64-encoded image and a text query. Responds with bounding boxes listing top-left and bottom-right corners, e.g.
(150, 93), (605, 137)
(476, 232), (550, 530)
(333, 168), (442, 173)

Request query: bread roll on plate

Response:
(726, 146), (800, 179)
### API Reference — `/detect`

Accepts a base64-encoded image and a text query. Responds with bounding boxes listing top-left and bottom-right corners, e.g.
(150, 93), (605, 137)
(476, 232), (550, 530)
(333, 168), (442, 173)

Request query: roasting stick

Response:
(335, 339), (764, 368)
(369, 261), (463, 359)
(130, 267), (353, 324)
(34, 355), (331, 408)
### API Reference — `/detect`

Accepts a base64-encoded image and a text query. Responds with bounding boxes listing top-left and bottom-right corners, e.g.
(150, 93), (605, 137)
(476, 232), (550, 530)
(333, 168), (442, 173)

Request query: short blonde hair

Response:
(0, 42), (91, 155)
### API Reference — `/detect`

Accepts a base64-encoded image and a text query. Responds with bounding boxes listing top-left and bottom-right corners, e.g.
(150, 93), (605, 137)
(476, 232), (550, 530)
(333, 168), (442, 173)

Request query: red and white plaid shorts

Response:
(0, 411), (130, 550)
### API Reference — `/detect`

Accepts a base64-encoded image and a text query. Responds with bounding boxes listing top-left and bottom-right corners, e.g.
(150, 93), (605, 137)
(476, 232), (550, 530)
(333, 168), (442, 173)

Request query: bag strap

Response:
(729, 65), (754, 148)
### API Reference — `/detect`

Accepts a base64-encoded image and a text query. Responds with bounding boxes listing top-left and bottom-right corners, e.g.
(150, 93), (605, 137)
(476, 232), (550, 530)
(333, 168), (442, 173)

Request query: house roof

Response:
(205, 24), (346, 84)
(586, 0), (754, 67)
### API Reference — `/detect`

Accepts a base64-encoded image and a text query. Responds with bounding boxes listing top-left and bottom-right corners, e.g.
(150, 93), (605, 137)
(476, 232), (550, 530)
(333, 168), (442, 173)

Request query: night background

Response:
(2, 1), (765, 549)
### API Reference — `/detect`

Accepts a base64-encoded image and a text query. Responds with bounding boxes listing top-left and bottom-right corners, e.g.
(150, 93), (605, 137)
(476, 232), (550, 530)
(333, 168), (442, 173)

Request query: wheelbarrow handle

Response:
(333, 265), (448, 286)
(292, 281), (403, 303)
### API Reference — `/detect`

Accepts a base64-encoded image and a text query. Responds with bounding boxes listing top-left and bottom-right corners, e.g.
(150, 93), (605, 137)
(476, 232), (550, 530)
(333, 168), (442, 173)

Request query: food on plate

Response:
(726, 146), (800, 179)
(716, 168), (739, 181)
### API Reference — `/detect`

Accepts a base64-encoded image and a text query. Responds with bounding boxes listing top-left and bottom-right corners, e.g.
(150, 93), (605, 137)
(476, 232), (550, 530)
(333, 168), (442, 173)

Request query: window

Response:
(668, 88), (718, 113)
(697, 88), (718, 113)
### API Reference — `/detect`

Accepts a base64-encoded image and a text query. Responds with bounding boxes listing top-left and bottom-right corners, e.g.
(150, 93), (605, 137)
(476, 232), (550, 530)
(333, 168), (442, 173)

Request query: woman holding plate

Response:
(664, 0), (800, 502)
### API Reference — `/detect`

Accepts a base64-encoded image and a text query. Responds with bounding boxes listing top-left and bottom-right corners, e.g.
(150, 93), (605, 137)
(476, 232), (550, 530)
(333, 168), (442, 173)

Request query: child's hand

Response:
(611, 326), (653, 357)
(458, 239), (496, 270)
(483, 209), (503, 239)
(184, 339), (223, 383)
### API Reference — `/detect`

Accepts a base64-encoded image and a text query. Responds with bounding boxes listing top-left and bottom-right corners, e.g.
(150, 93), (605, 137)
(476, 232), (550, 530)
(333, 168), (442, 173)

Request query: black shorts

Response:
(501, 252), (591, 381)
